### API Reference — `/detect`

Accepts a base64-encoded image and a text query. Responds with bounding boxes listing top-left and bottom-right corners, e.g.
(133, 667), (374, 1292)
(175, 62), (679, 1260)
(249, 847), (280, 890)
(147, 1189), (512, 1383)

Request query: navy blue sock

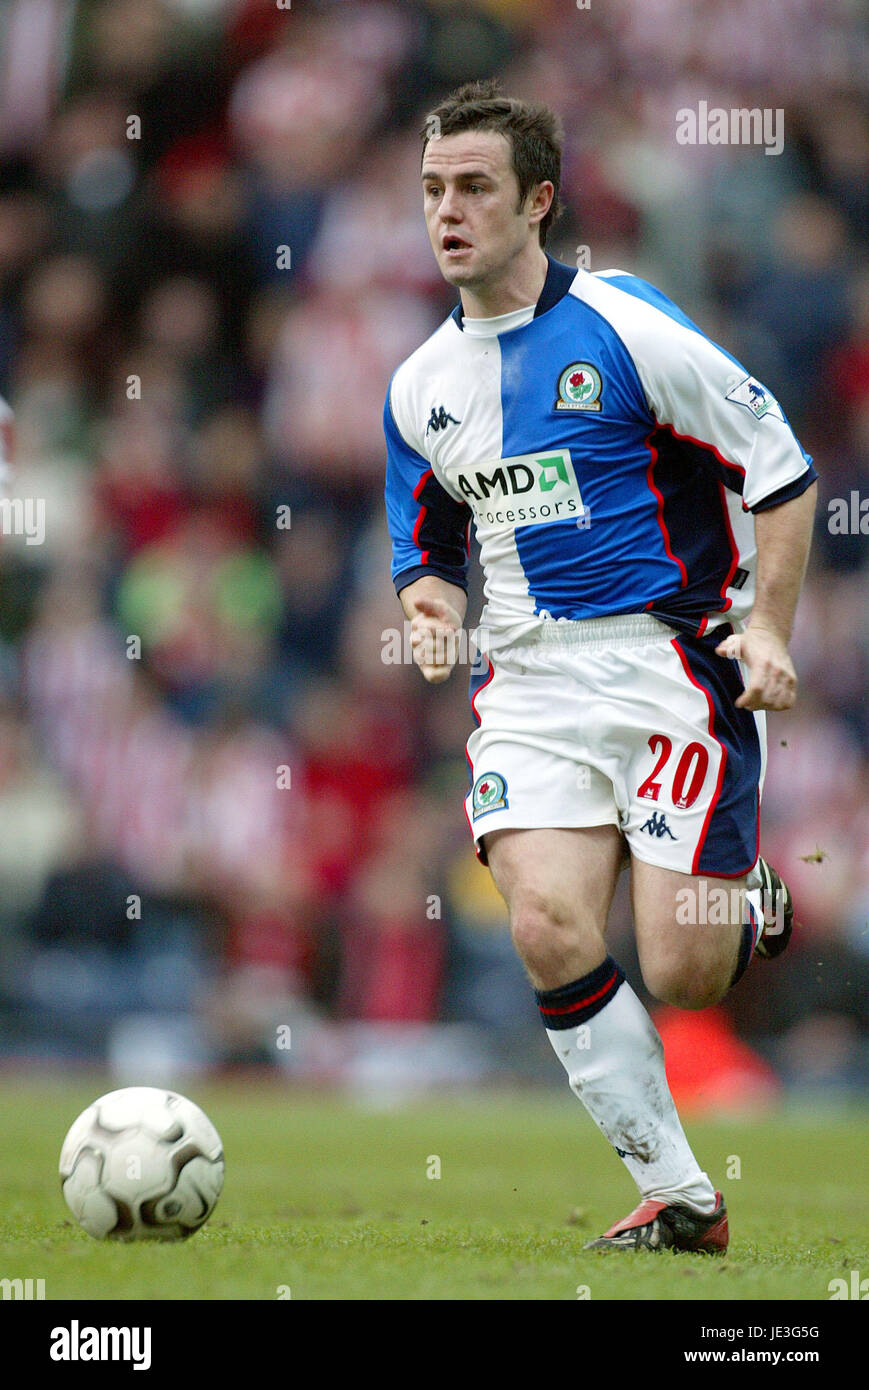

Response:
(535, 955), (625, 1030)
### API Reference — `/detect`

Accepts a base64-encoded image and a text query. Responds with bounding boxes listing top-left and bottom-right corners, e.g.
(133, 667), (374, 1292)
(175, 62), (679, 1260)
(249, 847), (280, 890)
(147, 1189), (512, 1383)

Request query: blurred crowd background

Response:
(0, 0), (866, 1103)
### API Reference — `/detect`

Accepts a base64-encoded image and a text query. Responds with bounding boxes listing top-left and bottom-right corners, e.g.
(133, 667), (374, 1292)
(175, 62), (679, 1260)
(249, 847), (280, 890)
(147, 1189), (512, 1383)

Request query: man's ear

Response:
(527, 180), (555, 229)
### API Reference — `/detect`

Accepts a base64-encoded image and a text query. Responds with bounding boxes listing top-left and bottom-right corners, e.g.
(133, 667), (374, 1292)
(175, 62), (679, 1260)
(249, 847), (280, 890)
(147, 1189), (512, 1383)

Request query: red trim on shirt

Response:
(644, 431), (688, 586)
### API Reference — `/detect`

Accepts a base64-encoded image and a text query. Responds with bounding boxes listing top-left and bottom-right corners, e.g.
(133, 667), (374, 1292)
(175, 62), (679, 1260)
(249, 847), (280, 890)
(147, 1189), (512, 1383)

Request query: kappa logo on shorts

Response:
(471, 771), (508, 819)
(639, 810), (678, 840)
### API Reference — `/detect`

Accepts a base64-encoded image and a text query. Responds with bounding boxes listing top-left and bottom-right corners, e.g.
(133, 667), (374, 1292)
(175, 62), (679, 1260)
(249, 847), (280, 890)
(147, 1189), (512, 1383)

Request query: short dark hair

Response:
(420, 78), (563, 246)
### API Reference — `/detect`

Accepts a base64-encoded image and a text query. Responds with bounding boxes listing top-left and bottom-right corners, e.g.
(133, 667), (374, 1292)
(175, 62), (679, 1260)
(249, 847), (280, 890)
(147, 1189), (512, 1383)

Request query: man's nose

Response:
(439, 186), (462, 221)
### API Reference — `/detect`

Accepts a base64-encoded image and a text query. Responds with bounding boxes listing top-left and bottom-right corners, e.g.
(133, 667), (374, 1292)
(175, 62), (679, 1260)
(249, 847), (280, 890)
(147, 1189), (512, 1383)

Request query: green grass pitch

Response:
(0, 1078), (866, 1301)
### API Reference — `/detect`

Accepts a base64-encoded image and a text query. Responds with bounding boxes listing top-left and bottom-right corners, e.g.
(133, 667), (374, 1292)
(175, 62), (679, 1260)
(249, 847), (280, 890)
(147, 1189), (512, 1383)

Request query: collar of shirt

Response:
(461, 304), (535, 337)
(451, 253), (577, 332)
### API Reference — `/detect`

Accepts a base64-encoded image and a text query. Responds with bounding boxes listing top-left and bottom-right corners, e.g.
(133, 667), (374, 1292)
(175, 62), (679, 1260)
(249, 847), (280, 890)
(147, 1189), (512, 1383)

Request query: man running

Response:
(383, 80), (816, 1252)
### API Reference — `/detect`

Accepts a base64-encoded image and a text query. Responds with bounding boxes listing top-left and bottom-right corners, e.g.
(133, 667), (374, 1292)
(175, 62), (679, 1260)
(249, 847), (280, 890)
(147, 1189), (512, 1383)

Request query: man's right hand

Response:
(410, 595), (464, 682)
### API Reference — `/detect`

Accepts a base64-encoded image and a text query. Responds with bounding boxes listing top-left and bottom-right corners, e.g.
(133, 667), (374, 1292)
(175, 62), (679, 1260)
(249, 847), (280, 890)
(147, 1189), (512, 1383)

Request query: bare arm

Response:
(399, 574), (468, 683)
(716, 481), (817, 710)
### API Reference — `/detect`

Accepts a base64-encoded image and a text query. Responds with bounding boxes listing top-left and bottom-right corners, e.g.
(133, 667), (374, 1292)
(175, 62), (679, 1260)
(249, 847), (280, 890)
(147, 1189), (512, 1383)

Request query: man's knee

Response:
(484, 827), (621, 986)
(642, 958), (729, 1010)
(508, 889), (580, 974)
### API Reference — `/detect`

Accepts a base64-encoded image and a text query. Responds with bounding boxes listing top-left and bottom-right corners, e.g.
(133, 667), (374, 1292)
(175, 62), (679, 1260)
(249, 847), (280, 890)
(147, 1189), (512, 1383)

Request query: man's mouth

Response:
(442, 234), (471, 254)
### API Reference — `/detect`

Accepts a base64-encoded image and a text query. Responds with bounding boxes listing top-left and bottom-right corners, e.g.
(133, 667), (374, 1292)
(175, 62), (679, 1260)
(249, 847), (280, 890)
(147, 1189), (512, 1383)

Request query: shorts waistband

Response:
(534, 614), (675, 650)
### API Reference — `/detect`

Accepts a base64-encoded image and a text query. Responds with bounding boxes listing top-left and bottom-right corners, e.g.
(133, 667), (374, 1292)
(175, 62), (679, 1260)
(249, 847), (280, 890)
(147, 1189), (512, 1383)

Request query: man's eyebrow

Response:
(421, 168), (495, 182)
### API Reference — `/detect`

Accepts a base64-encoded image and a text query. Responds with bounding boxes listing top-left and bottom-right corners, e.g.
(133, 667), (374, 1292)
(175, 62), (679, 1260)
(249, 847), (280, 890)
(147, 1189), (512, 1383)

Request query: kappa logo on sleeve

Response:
(471, 771), (508, 818)
(724, 375), (784, 421)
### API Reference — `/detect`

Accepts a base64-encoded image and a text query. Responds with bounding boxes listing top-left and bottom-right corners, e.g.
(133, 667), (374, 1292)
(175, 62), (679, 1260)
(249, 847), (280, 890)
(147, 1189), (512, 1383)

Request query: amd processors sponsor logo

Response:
(455, 449), (585, 529)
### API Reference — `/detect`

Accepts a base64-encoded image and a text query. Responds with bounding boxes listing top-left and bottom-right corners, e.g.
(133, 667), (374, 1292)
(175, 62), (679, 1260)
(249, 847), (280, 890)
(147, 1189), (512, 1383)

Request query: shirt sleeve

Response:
(591, 272), (817, 512)
(634, 312), (816, 512)
(384, 380), (471, 595)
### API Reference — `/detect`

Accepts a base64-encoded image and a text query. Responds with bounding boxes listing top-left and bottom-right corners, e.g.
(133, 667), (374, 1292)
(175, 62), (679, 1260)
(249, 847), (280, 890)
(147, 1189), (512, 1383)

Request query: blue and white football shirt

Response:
(384, 256), (816, 650)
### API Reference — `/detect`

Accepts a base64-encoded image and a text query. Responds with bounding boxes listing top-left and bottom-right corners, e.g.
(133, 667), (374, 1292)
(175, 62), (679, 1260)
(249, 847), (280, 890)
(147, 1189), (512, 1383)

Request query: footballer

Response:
(383, 80), (817, 1252)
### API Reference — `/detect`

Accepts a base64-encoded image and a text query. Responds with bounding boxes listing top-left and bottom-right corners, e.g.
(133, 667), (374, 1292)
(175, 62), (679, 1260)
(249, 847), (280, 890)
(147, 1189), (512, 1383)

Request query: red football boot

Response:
(584, 1190), (729, 1253)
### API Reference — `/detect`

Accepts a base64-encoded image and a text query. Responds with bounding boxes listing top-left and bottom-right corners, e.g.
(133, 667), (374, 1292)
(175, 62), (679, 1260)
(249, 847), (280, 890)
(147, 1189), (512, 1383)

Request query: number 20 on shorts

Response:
(637, 735), (710, 809)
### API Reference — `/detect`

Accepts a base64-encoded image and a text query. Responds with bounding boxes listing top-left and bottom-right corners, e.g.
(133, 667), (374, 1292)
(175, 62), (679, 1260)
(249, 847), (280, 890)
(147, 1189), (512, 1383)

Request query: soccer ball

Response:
(59, 1087), (225, 1241)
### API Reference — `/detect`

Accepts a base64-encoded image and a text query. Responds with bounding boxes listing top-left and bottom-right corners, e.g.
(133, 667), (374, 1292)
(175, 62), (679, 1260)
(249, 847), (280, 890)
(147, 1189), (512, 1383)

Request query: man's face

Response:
(421, 129), (541, 291)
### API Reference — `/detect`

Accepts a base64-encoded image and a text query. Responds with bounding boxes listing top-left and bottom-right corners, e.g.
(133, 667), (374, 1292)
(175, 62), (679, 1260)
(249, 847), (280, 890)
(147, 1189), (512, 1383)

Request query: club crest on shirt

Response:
(555, 362), (603, 412)
(724, 375), (783, 421)
(471, 771), (508, 818)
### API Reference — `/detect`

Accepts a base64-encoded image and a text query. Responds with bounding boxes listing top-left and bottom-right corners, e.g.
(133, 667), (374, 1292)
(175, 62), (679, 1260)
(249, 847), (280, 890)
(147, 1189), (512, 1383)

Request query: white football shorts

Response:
(464, 614), (766, 877)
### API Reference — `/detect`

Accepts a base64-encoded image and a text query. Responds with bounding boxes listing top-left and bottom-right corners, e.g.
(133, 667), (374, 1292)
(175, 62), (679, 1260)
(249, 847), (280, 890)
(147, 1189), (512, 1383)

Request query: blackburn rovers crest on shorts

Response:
(471, 771), (509, 819)
(555, 362), (603, 411)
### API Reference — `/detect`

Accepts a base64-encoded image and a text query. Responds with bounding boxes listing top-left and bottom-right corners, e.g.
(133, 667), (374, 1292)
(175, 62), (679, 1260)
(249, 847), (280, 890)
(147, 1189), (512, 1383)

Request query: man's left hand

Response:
(715, 625), (798, 711)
